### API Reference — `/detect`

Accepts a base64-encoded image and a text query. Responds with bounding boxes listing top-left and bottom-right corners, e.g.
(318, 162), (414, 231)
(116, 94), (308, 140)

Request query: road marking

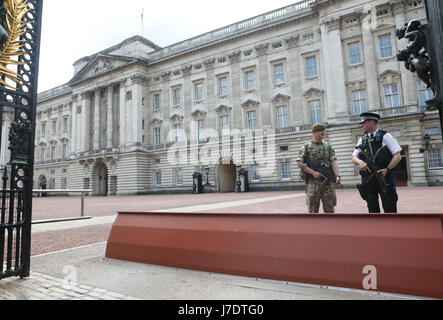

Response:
(152, 193), (305, 213)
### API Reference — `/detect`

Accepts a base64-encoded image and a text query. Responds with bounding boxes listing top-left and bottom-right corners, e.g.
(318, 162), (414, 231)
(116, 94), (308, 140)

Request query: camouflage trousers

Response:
(305, 178), (337, 213)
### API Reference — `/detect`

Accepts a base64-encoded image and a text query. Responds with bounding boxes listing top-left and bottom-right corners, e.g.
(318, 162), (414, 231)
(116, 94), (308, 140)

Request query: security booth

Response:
(192, 172), (204, 194)
(237, 168), (249, 192)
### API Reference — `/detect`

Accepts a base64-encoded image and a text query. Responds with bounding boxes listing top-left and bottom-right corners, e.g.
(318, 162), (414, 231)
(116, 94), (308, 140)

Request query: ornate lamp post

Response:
(420, 134), (431, 153)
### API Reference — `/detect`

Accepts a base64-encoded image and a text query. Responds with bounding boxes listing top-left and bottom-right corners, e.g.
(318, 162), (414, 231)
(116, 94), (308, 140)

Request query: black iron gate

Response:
(0, 0), (43, 279)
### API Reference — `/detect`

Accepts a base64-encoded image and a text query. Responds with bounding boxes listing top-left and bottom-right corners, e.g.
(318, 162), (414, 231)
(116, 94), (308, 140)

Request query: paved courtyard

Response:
(2, 186), (442, 300)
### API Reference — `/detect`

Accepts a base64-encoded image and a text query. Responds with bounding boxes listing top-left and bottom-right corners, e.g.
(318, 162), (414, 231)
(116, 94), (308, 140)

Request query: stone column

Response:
(119, 80), (127, 147)
(80, 92), (91, 152)
(107, 85), (114, 149)
(321, 19), (348, 119)
(255, 44), (271, 127)
(71, 95), (78, 156)
(393, 1), (417, 106)
(93, 88), (101, 151)
(228, 51), (242, 130)
(361, 20), (381, 111)
(131, 75), (144, 145)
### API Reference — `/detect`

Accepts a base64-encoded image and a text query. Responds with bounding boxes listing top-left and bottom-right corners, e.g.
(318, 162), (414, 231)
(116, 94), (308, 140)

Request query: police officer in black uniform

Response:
(352, 112), (402, 213)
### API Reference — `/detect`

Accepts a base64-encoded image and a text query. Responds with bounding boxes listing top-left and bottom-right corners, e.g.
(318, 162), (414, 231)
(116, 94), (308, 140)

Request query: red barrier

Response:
(105, 212), (443, 299)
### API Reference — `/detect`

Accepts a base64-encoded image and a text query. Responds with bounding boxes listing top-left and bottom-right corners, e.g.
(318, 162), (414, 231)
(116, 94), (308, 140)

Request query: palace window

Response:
(220, 115), (230, 136)
(218, 76), (228, 96)
(52, 120), (57, 135)
(281, 161), (291, 180)
(197, 120), (204, 141)
(376, 7), (389, 17)
(176, 169), (183, 185)
(303, 34), (314, 41)
(251, 164), (260, 181)
(194, 82), (203, 101)
(247, 111), (257, 131)
(155, 171), (162, 185)
(309, 100), (322, 124)
(41, 148), (46, 162)
(379, 34), (393, 58)
(276, 106), (288, 129)
(427, 148), (443, 169)
(408, 1), (423, 9)
(172, 88), (181, 106)
(174, 124), (182, 142)
(272, 42), (282, 49)
(153, 93), (160, 110)
(245, 70), (255, 90)
(344, 18), (358, 26)
(383, 84), (400, 108)
(425, 127), (440, 135)
(51, 146), (56, 160)
(418, 81), (434, 106)
(348, 42), (362, 65)
(61, 177), (67, 190)
(41, 123), (46, 137)
(273, 63), (285, 84)
(305, 56), (317, 78)
(352, 90), (368, 115)
(154, 127), (161, 145)
(63, 117), (68, 133)
(62, 144), (68, 158)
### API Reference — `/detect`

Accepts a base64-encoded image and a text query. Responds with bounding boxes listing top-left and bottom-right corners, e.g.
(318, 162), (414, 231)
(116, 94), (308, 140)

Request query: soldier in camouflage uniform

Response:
(296, 124), (341, 213)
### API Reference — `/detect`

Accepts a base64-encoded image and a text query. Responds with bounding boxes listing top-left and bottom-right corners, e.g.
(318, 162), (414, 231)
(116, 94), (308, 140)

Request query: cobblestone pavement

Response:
(0, 272), (138, 300)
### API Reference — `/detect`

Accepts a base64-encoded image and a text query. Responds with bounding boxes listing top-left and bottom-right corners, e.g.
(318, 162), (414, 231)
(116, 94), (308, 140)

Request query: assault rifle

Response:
(305, 159), (339, 184)
(358, 150), (388, 194)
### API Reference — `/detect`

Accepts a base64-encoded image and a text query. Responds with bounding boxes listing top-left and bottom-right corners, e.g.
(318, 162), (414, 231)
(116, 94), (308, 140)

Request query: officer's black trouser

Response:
(362, 172), (398, 213)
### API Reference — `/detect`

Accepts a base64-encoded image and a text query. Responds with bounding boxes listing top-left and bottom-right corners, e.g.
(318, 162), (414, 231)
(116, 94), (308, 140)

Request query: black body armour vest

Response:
(357, 130), (393, 175)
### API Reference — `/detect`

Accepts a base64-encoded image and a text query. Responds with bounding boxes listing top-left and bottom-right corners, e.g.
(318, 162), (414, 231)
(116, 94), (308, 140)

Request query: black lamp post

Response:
(204, 166), (210, 186)
(236, 165), (242, 192)
(420, 134), (431, 153)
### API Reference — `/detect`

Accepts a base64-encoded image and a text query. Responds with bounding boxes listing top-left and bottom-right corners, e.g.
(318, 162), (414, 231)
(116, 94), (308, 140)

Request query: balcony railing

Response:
(148, 0), (315, 62)
(349, 105), (426, 122)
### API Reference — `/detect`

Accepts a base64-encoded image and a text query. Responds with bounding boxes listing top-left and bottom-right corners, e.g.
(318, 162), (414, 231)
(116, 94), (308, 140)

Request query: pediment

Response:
(379, 69), (400, 78)
(151, 117), (163, 126)
(240, 99), (260, 108)
(191, 109), (207, 119)
(271, 93), (291, 104)
(303, 87), (324, 99)
(215, 104), (233, 114)
(378, 69), (401, 85)
(169, 113), (184, 122)
(69, 54), (136, 85)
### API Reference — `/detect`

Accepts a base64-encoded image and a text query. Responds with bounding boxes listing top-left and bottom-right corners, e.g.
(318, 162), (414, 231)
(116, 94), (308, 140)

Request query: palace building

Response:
(2, 0), (441, 195)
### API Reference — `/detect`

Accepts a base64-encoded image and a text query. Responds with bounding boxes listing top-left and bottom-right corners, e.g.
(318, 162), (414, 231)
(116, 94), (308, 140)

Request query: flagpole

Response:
(141, 8), (144, 36)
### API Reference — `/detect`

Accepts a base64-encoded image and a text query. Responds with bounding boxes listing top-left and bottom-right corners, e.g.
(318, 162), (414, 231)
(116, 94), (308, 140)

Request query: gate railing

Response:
(0, 0), (43, 280)
(0, 167), (28, 279)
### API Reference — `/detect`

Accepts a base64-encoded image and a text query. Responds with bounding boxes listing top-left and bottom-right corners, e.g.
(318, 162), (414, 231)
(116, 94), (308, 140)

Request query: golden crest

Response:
(0, 0), (29, 89)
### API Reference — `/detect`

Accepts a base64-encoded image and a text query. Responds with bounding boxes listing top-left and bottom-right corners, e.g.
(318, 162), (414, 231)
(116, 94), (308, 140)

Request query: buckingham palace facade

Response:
(2, 0), (441, 195)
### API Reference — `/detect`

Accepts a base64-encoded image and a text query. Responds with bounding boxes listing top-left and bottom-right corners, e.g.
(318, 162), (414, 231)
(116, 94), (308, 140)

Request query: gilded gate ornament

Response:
(0, 0), (28, 89)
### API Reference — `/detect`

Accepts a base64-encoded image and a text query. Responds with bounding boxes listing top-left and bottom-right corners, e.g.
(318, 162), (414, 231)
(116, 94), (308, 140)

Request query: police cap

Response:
(360, 112), (380, 124)
(311, 123), (326, 132)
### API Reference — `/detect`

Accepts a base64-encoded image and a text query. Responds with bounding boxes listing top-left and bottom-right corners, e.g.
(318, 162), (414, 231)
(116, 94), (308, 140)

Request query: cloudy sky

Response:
(37, 0), (301, 93)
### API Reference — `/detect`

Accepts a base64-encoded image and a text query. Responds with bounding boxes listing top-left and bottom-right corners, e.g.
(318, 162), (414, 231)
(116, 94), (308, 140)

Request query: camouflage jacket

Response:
(297, 141), (337, 183)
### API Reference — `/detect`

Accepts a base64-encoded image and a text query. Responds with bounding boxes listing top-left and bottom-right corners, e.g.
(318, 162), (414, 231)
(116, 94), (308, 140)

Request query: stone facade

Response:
(4, 0), (441, 195)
